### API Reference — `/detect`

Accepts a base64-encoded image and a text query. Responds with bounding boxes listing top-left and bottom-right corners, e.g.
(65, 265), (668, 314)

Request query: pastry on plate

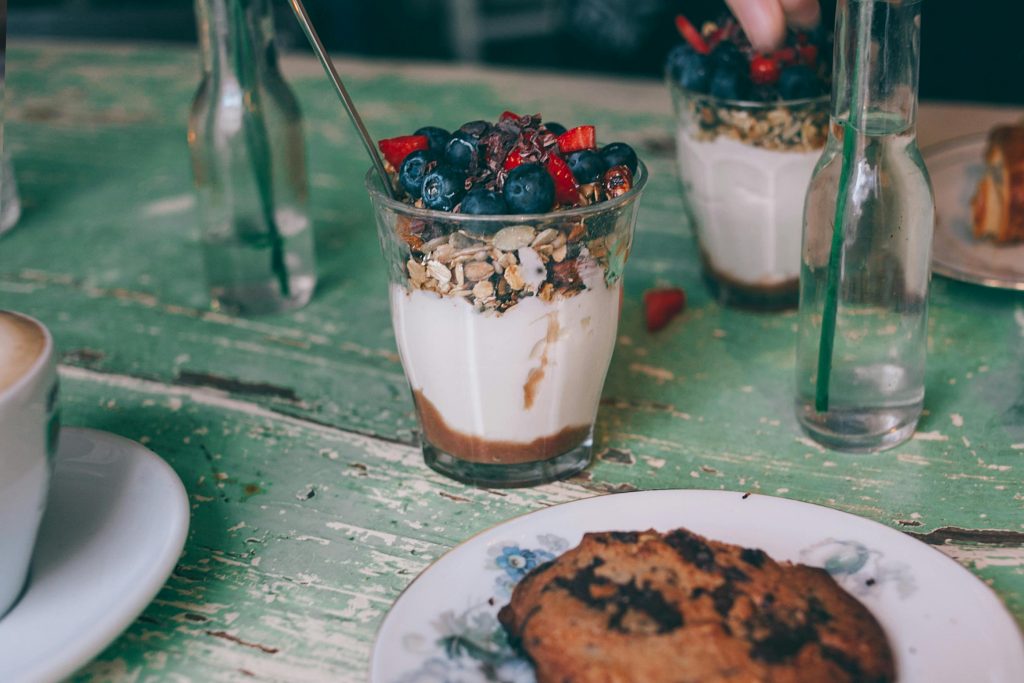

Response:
(972, 123), (1024, 243)
(498, 527), (895, 683)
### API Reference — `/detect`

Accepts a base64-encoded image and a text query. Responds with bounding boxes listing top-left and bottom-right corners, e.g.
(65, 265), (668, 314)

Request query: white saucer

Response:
(0, 428), (189, 682)
(372, 489), (1024, 683)
(924, 132), (1024, 290)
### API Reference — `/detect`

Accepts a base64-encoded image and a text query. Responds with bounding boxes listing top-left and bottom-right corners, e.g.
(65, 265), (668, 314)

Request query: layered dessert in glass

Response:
(668, 15), (831, 309)
(367, 114), (646, 486)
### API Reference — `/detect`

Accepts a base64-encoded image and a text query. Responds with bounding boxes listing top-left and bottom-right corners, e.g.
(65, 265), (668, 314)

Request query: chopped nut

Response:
(454, 261), (465, 286)
(588, 239), (608, 259)
(531, 228), (559, 247)
(422, 235), (449, 253)
(552, 243), (568, 262)
(427, 260), (452, 284)
(472, 279), (494, 300)
(454, 245), (490, 261)
(464, 261), (495, 281)
(504, 264), (526, 290)
(432, 243), (455, 263)
(493, 225), (536, 251)
(567, 221), (587, 243)
(407, 259), (427, 284)
(451, 231), (486, 250)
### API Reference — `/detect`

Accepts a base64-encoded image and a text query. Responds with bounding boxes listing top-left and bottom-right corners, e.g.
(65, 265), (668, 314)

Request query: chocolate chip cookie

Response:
(498, 528), (894, 682)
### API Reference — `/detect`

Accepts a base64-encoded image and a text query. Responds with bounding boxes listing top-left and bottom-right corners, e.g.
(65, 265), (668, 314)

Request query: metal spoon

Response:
(286, 0), (396, 199)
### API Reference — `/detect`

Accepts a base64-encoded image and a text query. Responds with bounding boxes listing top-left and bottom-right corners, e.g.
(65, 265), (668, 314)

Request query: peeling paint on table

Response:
(0, 42), (1022, 682)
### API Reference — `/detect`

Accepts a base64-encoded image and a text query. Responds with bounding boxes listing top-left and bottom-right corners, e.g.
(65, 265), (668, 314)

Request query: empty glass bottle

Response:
(189, 0), (316, 314)
(795, 0), (934, 452)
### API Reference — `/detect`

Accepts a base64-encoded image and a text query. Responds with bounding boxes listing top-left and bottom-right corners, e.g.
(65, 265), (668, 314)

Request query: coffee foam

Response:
(0, 312), (47, 393)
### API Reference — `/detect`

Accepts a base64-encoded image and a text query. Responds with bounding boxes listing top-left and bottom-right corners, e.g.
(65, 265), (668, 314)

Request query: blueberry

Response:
(779, 65), (822, 100)
(709, 66), (748, 100)
(414, 126), (451, 154)
(421, 165), (467, 211)
(460, 188), (507, 215)
(599, 142), (637, 175)
(445, 131), (479, 171)
(544, 121), (567, 136)
(565, 150), (607, 184)
(710, 42), (745, 71)
(458, 120), (491, 139)
(667, 43), (710, 93)
(503, 163), (555, 214)
(398, 150), (437, 199)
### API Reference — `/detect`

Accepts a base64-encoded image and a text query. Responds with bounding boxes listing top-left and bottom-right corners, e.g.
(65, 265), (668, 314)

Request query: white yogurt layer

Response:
(676, 131), (822, 286)
(390, 281), (620, 443)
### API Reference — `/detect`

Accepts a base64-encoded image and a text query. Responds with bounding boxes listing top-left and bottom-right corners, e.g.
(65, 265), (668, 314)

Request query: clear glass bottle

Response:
(189, 0), (316, 314)
(795, 0), (934, 452)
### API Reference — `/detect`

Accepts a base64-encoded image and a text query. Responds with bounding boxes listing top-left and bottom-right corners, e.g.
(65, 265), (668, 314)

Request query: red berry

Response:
(773, 47), (798, 66)
(503, 148), (526, 171)
(556, 125), (596, 154)
(643, 288), (686, 332)
(378, 135), (429, 169)
(546, 154), (580, 206)
(500, 110), (521, 121)
(750, 55), (781, 85)
(797, 44), (819, 66)
(675, 14), (710, 55)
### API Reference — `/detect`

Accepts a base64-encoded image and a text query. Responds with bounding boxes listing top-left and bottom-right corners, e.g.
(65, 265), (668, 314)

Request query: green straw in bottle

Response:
(815, 0), (875, 412)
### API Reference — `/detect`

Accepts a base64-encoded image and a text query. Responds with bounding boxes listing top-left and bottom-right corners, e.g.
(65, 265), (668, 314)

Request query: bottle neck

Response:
(830, 0), (922, 134)
(195, 0), (279, 85)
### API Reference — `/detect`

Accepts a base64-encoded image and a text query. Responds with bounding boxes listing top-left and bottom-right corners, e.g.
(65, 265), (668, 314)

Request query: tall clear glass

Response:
(795, 0), (934, 452)
(366, 164), (647, 488)
(189, 0), (316, 315)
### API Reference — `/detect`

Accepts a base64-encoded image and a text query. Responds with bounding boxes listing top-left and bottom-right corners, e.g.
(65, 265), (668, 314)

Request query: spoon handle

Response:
(286, 0), (396, 199)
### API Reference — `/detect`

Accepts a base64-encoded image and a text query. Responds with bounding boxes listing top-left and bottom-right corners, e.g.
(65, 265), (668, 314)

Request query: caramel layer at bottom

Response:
(413, 390), (591, 465)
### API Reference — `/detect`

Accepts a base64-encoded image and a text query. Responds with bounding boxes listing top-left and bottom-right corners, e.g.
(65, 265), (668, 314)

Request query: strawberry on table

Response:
(378, 135), (429, 169)
(643, 288), (687, 332)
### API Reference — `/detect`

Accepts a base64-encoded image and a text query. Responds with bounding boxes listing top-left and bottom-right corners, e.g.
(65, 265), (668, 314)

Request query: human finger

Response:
(725, 0), (786, 51)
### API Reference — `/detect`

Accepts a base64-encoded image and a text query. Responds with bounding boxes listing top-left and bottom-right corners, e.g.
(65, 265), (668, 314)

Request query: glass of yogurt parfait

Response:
(366, 114), (646, 487)
(667, 15), (831, 309)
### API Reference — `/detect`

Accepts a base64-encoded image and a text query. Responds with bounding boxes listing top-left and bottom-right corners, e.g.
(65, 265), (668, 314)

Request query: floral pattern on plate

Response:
(396, 534), (567, 683)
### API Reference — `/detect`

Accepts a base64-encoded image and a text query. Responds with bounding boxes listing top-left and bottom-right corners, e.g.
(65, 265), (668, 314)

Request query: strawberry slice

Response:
(643, 288), (686, 332)
(546, 154), (580, 205)
(675, 15), (710, 55)
(503, 148), (526, 171)
(772, 47), (798, 66)
(797, 44), (818, 66)
(500, 110), (521, 121)
(378, 135), (429, 169)
(557, 125), (596, 154)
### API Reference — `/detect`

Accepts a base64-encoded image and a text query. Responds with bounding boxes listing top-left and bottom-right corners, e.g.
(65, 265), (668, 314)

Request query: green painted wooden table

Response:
(1, 40), (1022, 681)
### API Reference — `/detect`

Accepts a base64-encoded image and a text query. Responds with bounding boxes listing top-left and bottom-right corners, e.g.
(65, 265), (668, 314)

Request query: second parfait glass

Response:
(367, 163), (647, 487)
(670, 82), (829, 309)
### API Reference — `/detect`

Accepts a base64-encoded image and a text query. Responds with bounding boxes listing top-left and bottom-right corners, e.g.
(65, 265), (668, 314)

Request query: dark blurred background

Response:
(9, 0), (1024, 105)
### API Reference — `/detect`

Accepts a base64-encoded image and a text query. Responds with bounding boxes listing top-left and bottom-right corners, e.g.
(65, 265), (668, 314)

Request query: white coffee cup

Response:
(0, 311), (59, 617)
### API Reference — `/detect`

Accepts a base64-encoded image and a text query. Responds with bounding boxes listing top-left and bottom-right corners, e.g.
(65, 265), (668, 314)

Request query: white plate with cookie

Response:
(925, 132), (1024, 290)
(371, 489), (1024, 683)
